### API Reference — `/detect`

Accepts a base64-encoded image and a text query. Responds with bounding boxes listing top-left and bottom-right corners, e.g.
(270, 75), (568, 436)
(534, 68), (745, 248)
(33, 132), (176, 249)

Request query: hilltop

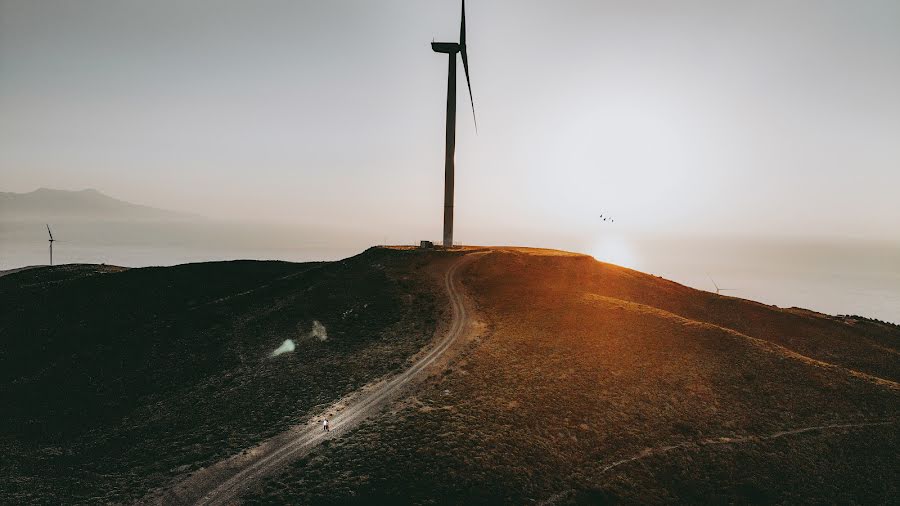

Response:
(1, 247), (897, 504)
(247, 247), (900, 504)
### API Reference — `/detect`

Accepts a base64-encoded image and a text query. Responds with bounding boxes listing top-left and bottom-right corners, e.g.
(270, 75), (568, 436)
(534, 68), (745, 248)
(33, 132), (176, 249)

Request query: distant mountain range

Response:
(0, 188), (195, 222)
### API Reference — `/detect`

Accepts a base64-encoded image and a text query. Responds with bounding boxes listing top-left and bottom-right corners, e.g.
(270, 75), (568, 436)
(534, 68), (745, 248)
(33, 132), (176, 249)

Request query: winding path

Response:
(146, 253), (477, 505)
(596, 418), (900, 475)
(538, 418), (899, 505)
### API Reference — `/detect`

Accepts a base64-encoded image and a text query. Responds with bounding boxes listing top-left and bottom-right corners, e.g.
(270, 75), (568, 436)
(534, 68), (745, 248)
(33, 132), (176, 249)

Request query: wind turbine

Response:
(46, 224), (55, 266)
(708, 274), (735, 296)
(432, 0), (476, 247)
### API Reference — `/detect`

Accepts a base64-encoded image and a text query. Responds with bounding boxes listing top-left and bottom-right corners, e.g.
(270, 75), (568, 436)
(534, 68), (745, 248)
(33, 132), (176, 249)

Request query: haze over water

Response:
(594, 236), (900, 325)
(2, 2), (898, 322)
(3, 220), (897, 324)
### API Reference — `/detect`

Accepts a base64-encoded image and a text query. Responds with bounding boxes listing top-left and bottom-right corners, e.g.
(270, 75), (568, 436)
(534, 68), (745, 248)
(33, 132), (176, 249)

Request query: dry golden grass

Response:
(248, 248), (900, 504)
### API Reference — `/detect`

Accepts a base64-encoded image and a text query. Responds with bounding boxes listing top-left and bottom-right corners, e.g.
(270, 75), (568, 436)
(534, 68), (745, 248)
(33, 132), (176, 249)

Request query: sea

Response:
(589, 235), (900, 325)
(2, 222), (898, 324)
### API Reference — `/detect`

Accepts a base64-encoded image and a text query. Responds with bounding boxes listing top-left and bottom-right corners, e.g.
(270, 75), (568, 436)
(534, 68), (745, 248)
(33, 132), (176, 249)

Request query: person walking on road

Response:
(323, 418), (330, 432)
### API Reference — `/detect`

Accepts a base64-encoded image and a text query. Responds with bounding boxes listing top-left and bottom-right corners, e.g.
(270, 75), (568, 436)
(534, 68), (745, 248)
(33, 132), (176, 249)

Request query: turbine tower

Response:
(46, 224), (55, 266)
(432, 0), (476, 247)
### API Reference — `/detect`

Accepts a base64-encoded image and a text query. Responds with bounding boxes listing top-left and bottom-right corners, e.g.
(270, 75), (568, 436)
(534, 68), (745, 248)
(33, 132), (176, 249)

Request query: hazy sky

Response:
(2, 0), (899, 247)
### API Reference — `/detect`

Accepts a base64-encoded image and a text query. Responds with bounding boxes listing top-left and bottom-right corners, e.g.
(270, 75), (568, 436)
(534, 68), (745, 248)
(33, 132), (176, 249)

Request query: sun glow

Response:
(591, 235), (638, 269)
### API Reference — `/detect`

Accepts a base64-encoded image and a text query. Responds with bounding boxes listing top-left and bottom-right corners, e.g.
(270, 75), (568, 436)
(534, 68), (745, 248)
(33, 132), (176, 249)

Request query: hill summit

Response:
(250, 247), (900, 504)
(1, 247), (897, 504)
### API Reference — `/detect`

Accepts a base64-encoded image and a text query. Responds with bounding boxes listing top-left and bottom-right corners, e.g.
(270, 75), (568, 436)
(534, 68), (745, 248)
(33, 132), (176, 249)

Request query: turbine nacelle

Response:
(431, 42), (460, 54)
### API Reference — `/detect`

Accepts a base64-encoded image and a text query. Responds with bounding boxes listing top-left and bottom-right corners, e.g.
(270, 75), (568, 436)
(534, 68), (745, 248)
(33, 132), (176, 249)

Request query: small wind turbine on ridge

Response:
(431, 0), (477, 247)
(708, 274), (735, 296)
(47, 224), (56, 266)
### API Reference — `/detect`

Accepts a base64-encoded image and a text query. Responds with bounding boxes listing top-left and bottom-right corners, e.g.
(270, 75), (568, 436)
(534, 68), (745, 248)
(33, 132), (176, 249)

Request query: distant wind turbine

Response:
(708, 274), (735, 296)
(46, 224), (55, 266)
(432, 0), (477, 247)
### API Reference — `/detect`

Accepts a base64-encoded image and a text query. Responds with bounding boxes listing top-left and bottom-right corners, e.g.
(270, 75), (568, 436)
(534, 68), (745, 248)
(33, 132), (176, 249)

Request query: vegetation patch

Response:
(245, 248), (900, 504)
(0, 248), (444, 503)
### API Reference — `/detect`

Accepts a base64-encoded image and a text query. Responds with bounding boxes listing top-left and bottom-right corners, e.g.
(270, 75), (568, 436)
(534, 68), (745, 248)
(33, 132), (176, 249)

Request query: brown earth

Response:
(143, 252), (480, 505)
(246, 247), (900, 504)
(0, 249), (450, 503)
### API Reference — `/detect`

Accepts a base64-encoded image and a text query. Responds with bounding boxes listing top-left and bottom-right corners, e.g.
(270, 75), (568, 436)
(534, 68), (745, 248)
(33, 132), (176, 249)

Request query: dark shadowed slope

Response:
(246, 248), (900, 505)
(148, 252), (479, 506)
(0, 248), (450, 503)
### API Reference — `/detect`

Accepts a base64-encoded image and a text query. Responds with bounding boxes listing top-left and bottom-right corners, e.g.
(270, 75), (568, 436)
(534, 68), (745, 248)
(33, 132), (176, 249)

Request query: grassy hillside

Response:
(0, 248), (447, 503)
(246, 248), (900, 504)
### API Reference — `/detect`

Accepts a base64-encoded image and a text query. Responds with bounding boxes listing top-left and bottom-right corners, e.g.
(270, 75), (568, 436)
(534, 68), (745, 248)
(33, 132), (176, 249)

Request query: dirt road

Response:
(144, 253), (477, 505)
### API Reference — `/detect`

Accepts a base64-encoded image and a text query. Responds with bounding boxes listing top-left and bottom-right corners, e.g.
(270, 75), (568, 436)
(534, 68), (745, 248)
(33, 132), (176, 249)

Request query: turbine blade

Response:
(461, 49), (477, 132)
(47, 224), (53, 240)
(460, 0), (466, 46)
(459, 0), (476, 131)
